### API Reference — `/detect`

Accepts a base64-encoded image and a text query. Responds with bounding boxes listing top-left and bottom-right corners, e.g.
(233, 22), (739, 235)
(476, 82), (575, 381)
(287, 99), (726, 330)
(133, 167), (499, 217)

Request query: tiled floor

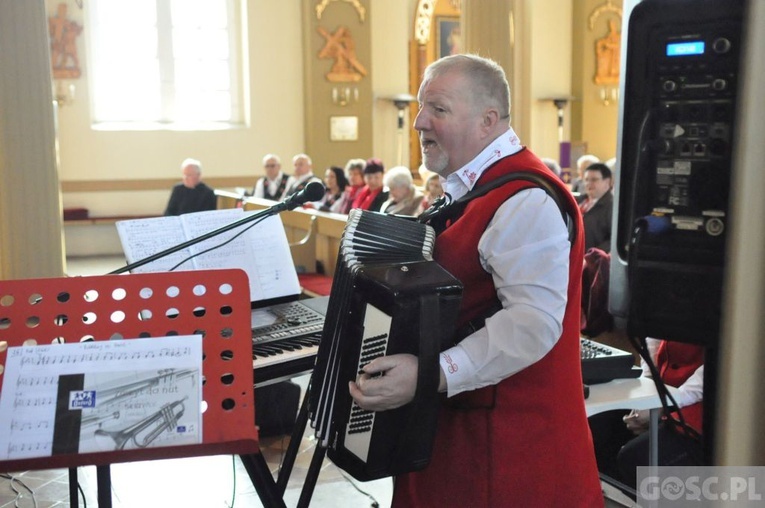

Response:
(0, 256), (634, 507)
(0, 426), (394, 507)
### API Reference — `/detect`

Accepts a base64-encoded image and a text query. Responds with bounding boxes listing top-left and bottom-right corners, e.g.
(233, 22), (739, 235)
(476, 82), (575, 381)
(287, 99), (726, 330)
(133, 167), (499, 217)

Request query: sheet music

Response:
(0, 336), (203, 461)
(116, 209), (300, 302)
(115, 216), (190, 273)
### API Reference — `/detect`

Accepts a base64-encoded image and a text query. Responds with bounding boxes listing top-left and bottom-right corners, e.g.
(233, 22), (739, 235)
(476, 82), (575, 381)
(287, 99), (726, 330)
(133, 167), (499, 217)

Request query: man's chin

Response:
(422, 154), (448, 176)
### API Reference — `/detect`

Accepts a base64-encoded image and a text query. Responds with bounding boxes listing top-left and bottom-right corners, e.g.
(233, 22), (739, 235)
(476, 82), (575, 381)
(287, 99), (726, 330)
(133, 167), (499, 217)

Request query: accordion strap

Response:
(420, 171), (576, 244)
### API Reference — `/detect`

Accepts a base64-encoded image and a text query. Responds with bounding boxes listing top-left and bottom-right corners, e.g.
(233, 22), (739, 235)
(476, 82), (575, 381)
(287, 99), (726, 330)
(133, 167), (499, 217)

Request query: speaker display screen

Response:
(666, 40), (705, 57)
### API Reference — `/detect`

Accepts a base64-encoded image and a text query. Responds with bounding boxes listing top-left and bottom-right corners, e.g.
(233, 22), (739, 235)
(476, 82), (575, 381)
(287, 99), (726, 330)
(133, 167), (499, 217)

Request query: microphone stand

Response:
(92, 187), (323, 507)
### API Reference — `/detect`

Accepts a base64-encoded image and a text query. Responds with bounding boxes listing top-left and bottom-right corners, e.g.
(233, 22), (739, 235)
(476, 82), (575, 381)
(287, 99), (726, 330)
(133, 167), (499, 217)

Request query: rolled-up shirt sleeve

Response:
(439, 188), (571, 396)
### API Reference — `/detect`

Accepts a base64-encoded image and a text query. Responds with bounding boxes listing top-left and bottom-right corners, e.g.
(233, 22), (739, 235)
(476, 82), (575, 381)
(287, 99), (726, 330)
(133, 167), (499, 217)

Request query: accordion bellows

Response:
(308, 209), (463, 481)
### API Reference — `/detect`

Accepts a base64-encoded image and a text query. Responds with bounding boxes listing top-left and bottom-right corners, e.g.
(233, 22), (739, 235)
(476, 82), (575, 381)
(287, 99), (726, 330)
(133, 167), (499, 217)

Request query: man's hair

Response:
(181, 158), (202, 173)
(383, 166), (414, 190)
(584, 162), (611, 180)
(262, 153), (281, 165)
(293, 153), (312, 166)
(424, 54), (511, 119)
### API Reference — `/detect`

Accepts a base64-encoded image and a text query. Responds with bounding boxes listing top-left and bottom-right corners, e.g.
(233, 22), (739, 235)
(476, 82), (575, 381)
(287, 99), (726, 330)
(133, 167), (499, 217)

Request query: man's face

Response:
(182, 165), (201, 188)
(584, 169), (611, 200)
(364, 172), (383, 190)
(264, 158), (280, 179)
(293, 157), (310, 177)
(414, 71), (484, 177)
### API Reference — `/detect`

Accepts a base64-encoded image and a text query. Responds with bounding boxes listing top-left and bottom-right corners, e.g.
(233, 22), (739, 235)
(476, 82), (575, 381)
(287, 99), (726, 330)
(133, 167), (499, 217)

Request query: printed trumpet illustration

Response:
(94, 398), (186, 450)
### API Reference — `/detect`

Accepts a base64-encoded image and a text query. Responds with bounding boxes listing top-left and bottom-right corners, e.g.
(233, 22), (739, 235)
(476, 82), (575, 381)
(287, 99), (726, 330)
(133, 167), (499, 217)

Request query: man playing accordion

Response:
(349, 54), (603, 507)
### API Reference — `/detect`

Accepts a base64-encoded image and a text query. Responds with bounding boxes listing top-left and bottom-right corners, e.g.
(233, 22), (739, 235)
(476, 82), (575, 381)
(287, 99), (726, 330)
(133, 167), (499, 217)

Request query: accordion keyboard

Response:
(344, 304), (392, 462)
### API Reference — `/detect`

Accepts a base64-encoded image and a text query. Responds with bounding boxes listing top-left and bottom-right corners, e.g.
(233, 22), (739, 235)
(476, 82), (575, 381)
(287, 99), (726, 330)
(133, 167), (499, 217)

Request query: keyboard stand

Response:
(265, 380), (326, 508)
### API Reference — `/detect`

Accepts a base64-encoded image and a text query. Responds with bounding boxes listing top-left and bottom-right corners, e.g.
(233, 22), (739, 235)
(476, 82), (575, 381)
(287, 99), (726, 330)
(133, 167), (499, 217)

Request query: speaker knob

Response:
(712, 37), (731, 54)
(705, 217), (725, 237)
(712, 79), (727, 91)
(662, 80), (678, 93)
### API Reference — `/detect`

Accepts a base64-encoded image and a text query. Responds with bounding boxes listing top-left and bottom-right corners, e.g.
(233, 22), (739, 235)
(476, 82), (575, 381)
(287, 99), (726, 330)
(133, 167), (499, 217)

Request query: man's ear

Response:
(481, 108), (500, 134)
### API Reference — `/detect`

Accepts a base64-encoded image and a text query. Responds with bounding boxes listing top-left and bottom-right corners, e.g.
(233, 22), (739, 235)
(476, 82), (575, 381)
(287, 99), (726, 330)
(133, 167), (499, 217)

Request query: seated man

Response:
(578, 162), (613, 252)
(252, 154), (289, 201)
(283, 153), (322, 199)
(164, 158), (217, 216)
(571, 153), (600, 193)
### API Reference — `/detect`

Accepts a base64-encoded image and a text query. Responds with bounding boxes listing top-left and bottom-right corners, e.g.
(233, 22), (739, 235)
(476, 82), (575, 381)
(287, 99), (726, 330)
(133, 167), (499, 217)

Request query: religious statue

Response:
(594, 19), (620, 85)
(318, 26), (368, 82)
(48, 3), (83, 79)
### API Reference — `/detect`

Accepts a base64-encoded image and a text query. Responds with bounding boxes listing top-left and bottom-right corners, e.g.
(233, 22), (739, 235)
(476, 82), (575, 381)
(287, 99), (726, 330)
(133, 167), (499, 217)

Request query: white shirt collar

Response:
(443, 126), (523, 201)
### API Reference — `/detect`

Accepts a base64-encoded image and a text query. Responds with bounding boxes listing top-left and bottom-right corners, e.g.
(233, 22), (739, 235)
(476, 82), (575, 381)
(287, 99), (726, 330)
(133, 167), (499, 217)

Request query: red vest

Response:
(657, 340), (704, 433)
(393, 149), (603, 507)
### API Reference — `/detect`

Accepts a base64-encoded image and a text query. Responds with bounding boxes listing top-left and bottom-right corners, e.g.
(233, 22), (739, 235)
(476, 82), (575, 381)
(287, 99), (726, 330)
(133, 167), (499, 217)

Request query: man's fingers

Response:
(360, 356), (393, 375)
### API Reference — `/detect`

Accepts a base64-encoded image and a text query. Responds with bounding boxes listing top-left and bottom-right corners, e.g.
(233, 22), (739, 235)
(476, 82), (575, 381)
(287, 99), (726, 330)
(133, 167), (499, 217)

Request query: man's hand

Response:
(349, 354), (418, 411)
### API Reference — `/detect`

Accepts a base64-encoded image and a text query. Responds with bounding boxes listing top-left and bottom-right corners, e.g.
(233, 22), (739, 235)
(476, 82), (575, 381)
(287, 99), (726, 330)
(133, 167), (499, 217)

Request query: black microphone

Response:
(279, 181), (326, 211)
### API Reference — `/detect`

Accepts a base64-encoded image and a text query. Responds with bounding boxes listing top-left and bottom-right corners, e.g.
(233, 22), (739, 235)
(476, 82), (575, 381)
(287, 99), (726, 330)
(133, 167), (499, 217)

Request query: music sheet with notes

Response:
(116, 209), (301, 303)
(0, 336), (202, 460)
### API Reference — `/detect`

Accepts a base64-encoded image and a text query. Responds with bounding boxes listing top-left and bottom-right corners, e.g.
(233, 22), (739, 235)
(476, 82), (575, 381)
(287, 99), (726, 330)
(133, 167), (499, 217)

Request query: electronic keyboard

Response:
(580, 337), (641, 384)
(251, 297), (328, 386)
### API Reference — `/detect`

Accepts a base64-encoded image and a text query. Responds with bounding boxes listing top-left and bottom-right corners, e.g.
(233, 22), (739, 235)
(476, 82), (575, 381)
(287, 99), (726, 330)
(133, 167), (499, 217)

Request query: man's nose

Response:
(413, 108), (427, 131)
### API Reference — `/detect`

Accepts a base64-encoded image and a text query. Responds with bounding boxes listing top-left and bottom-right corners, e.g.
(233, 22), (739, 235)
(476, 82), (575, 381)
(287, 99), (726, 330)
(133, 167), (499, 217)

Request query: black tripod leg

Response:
(96, 465), (112, 507)
(239, 452), (287, 508)
(68, 468), (79, 505)
(276, 386), (311, 494)
(297, 444), (327, 508)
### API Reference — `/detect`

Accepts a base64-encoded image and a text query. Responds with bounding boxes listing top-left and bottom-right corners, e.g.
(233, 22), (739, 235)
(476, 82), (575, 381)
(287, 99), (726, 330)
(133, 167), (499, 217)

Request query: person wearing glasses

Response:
(578, 162), (613, 253)
(252, 154), (289, 201)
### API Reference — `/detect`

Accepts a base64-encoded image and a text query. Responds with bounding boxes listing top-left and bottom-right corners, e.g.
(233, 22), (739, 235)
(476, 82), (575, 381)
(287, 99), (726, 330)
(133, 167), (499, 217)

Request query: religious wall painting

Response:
(436, 17), (461, 59)
(594, 19), (621, 85)
(318, 25), (368, 83)
(589, 0), (623, 86)
(48, 3), (83, 79)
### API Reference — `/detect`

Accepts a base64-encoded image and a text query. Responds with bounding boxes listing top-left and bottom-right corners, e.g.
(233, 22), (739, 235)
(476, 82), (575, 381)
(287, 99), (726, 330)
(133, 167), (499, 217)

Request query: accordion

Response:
(308, 210), (462, 481)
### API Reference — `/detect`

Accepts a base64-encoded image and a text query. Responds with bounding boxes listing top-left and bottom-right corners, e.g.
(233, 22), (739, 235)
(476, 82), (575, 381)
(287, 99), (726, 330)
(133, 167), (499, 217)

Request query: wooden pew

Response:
(215, 189), (246, 209)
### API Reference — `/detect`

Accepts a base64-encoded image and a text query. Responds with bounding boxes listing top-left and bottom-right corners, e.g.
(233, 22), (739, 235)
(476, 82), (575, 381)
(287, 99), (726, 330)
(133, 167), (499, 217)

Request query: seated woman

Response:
(380, 166), (424, 216)
(313, 166), (348, 213)
(590, 337), (704, 490)
(350, 158), (388, 212)
(617, 338), (704, 488)
(422, 172), (444, 210)
(340, 158), (366, 214)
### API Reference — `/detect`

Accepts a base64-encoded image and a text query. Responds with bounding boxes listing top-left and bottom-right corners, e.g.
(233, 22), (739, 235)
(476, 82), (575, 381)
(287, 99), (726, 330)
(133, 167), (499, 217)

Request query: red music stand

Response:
(0, 269), (285, 507)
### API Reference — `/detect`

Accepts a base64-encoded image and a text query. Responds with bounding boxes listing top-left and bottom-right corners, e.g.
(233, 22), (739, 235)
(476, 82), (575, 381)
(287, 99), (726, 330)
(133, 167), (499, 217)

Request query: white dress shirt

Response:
(438, 128), (571, 396)
(641, 338), (704, 408)
(254, 171), (286, 200)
